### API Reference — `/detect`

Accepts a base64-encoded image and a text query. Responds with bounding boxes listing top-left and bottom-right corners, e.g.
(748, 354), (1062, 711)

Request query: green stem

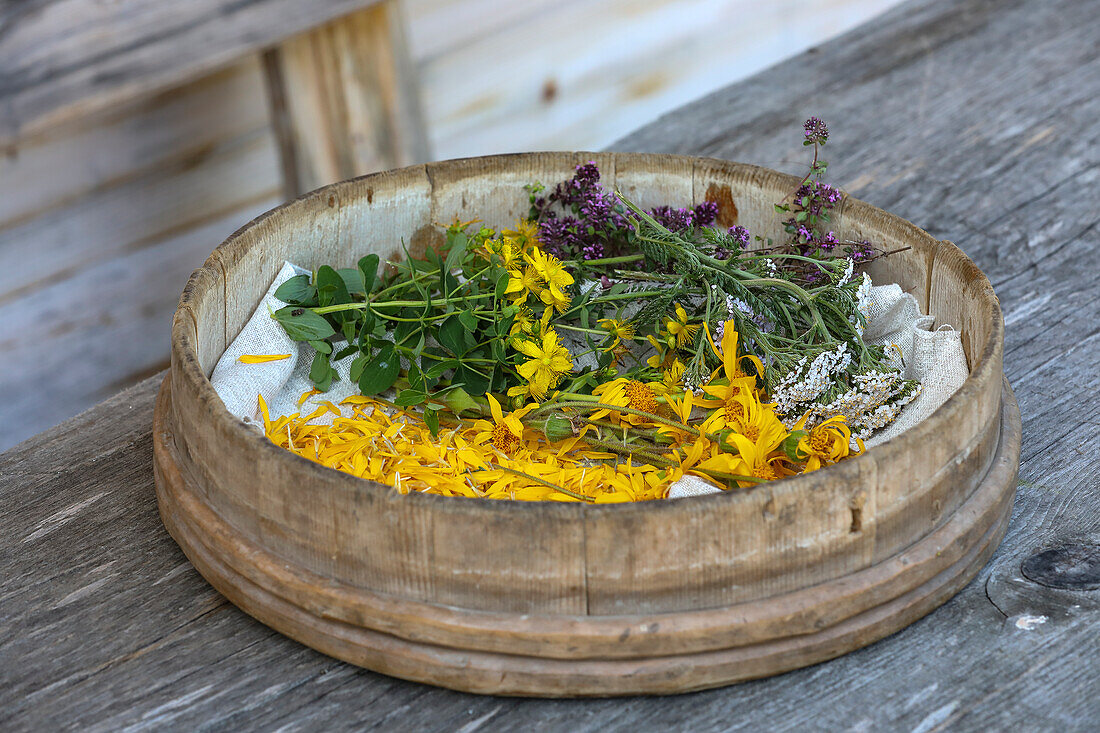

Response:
(564, 253), (646, 267)
(486, 464), (594, 502)
(313, 291), (497, 315)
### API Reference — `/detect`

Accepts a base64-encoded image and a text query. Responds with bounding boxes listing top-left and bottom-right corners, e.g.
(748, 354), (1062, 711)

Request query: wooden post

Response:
(262, 0), (429, 198)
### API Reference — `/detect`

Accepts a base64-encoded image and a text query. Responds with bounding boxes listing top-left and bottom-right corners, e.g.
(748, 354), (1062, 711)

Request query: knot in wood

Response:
(1021, 544), (1100, 590)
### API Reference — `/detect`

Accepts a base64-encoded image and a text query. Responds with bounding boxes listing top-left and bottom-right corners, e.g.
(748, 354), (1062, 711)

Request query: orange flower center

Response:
(624, 381), (658, 413)
(752, 462), (778, 480)
(742, 423), (760, 442)
(724, 398), (745, 422)
(809, 430), (834, 454)
(491, 422), (522, 453)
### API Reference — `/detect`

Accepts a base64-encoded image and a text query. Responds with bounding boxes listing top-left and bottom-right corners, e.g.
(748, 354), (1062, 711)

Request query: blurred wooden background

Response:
(0, 0), (900, 451)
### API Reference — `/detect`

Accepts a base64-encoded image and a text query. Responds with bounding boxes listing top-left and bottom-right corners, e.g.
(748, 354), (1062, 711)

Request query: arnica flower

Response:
(723, 389), (788, 448)
(698, 322), (765, 429)
(662, 303), (701, 350)
(591, 378), (661, 426)
(596, 317), (636, 350)
(713, 432), (792, 486)
(510, 328), (573, 400)
(474, 394), (535, 454)
(792, 414), (853, 472)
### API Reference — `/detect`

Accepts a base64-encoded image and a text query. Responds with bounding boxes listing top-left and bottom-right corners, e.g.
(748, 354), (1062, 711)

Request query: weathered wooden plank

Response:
(0, 59), (270, 230)
(0, 0), (382, 146)
(263, 0), (429, 197)
(413, 0), (905, 159)
(0, 201), (278, 452)
(1, 0), (1099, 727)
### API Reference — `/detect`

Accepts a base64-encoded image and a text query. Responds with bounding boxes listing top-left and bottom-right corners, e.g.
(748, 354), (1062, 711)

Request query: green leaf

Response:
(424, 359), (460, 380)
(437, 315), (466, 357)
(407, 362), (425, 392)
(782, 431), (808, 462)
(309, 352), (335, 391)
(349, 354), (368, 383)
(341, 320), (357, 343)
(357, 254), (380, 295)
(337, 267), (366, 296)
(394, 389), (427, 407)
(423, 408), (440, 437)
(333, 344), (358, 361)
(273, 274), (316, 306)
(441, 386), (480, 414)
(457, 363), (490, 396)
(494, 270), (510, 299)
(309, 339), (332, 354)
(358, 345), (400, 395)
(316, 265), (349, 308)
(458, 309), (478, 332)
(273, 307), (336, 341)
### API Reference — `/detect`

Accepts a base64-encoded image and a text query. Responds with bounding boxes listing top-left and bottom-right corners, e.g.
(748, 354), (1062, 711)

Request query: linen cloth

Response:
(211, 263), (968, 498)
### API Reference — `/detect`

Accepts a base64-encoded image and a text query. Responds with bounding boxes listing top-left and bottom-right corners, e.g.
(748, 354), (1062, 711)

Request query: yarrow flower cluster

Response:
(771, 343), (853, 419)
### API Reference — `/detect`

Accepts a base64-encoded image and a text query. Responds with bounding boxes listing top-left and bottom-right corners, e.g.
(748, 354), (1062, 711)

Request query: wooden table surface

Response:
(3, 0), (1098, 729)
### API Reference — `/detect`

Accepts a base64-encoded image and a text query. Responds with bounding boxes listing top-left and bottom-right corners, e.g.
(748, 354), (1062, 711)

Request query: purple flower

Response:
(648, 205), (695, 232)
(820, 231), (839, 251)
(693, 201), (719, 226)
(850, 240), (875, 263)
(582, 241), (605, 260)
(818, 183), (842, 205)
(803, 117), (829, 145)
(728, 225), (750, 247)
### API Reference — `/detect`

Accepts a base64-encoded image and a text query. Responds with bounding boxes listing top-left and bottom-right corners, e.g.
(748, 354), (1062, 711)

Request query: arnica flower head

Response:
(803, 117), (829, 146)
(792, 414), (853, 472)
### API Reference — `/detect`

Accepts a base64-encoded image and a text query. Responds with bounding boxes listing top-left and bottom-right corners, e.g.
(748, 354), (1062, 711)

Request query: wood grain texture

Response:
(0, 0), (383, 146)
(0, 58), (282, 452)
(2, 0), (1099, 726)
(263, 0), (430, 197)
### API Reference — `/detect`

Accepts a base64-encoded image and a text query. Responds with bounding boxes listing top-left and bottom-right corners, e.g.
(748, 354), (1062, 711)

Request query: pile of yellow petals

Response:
(256, 316), (860, 502)
(259, 393), (677, 503)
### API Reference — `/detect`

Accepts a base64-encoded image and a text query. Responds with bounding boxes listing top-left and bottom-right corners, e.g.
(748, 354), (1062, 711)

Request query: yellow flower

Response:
(717, 433), (792, 486)
(502, 218), (541, 253)
(646, 335), (680, 371)
(591, 378), (661, 425)
(508, 304), (536, 337)
(652, 358), (686, 397)
(597, 318), (636, 349)
(497, 242), (523, 270)
(503, 265), (543, 303)
(512, 329), (573, 400)
(662, 303), (700, 350)
(698, 322), (765, 430)
(526, 249), (574, 312)
(474, 395), (535, 454)
(725, 390), (788, 448)
(793, 414), (853, 472)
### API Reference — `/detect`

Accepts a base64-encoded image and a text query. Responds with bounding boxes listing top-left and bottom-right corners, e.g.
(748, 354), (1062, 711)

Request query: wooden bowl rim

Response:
(171, 151), (1004, 517)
